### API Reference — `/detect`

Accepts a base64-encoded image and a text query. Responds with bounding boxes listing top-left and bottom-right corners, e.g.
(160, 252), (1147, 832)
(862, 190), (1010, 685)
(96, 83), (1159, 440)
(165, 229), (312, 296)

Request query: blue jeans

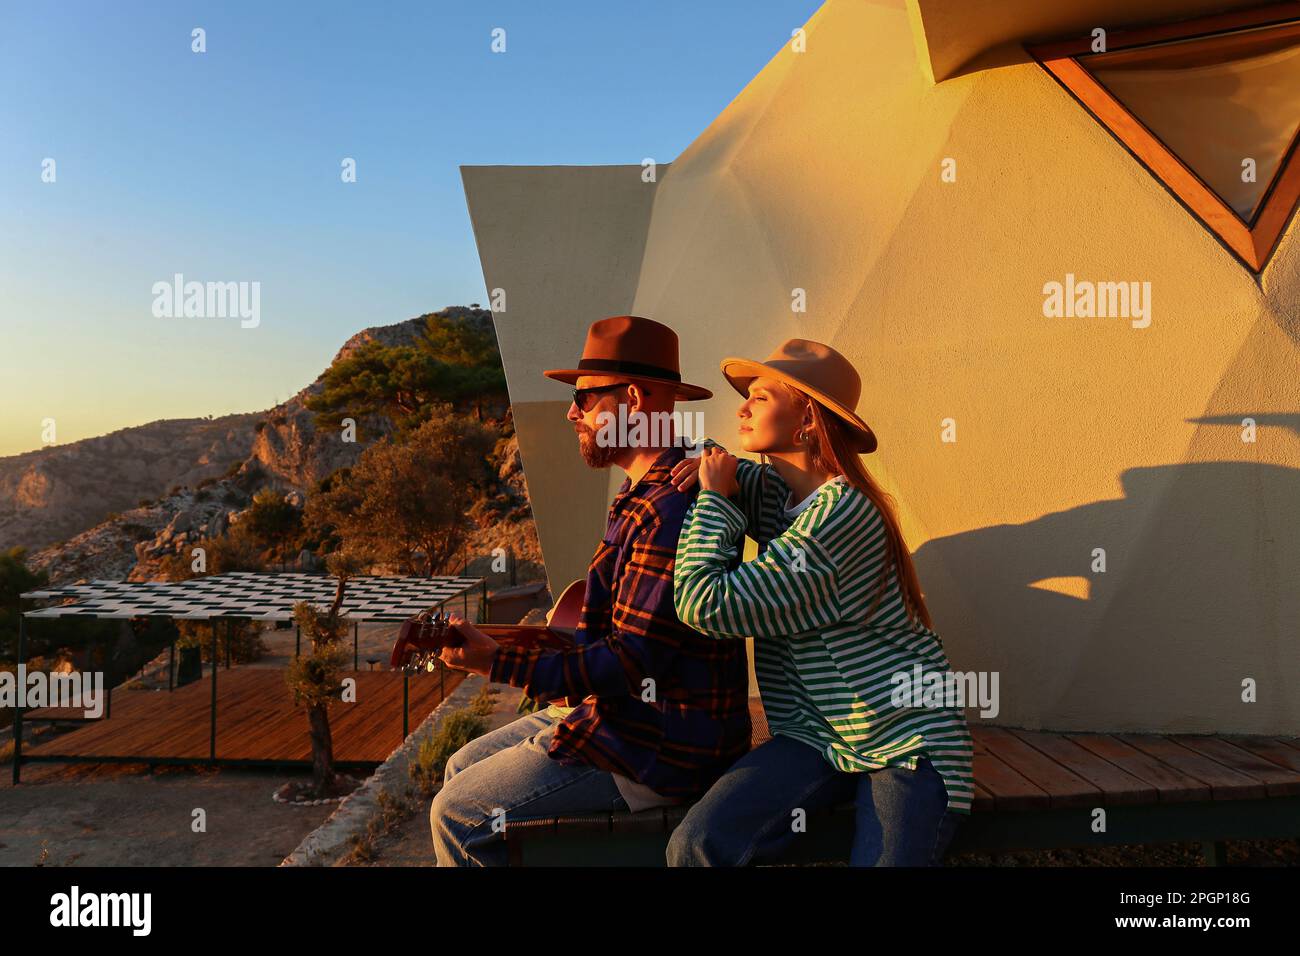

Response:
(429, 709), (628, 866)
(666, 733), (963, 866)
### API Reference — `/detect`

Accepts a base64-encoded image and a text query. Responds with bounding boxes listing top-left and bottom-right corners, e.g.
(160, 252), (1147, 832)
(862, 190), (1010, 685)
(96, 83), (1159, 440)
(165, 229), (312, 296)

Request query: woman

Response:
(667, 337), (974, 867)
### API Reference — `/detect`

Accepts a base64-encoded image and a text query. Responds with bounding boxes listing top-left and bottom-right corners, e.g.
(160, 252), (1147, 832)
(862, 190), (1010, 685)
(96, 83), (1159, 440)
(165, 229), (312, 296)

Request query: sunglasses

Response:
(571, 382), (631, 413)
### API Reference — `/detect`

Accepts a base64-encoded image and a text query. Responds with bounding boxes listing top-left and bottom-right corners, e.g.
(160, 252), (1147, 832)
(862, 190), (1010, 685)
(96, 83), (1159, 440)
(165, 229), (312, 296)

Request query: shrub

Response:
(0, 548), (47, 663)
(160, 526), (265, 581)
(245, 487), (302, 552)
(176, 620), (268, 664)
(409, 708), (488, 797)
(469, 684), (498, 717)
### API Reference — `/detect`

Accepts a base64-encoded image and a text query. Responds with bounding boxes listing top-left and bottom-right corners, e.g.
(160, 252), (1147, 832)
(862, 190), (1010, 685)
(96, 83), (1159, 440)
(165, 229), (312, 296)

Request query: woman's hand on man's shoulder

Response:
(696, 446), (741, 498)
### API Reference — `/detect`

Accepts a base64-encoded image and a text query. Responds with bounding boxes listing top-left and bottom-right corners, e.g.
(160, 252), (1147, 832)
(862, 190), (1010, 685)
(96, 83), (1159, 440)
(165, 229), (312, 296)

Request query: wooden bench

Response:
(502, 699), (1300, 865)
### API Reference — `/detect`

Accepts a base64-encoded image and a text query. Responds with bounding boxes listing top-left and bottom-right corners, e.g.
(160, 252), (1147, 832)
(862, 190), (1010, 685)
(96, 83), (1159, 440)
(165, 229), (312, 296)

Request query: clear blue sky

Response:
(0, 0), (821, 456)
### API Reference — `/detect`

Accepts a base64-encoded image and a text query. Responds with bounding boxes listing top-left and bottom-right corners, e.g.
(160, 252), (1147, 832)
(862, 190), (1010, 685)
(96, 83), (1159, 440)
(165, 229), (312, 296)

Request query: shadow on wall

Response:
(914, 447), (1300, 737)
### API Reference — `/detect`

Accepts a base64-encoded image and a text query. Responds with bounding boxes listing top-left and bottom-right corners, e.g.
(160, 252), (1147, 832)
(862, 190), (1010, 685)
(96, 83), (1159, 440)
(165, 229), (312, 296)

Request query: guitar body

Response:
(478, 579), (585, 707)
(476, 578), (584, 648)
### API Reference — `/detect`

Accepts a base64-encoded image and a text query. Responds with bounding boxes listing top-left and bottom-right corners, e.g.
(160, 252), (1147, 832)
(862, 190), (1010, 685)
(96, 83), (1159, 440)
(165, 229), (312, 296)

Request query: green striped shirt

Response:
(674, 460), (975, 814)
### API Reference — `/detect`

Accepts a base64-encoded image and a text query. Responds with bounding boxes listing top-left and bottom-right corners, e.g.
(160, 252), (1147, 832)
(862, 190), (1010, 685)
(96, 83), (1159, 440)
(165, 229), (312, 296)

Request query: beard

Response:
(576, 423), (621, 469)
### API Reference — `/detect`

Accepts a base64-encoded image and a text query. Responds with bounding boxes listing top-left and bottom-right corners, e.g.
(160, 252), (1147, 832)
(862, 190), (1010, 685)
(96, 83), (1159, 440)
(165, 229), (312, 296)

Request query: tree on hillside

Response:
(304, 310), (508, 433)
(419, 310), (500, 367)
(0, 547), (47, 662)
(418, 310), (508, 422)
(242, 487), (304, 563)
(0, 548), (122, 672)
(304, 408), (497, 576)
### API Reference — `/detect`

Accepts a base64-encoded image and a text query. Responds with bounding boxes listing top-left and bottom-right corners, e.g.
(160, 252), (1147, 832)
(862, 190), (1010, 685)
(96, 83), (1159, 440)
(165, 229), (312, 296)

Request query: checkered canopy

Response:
(20, 572), (482, 621)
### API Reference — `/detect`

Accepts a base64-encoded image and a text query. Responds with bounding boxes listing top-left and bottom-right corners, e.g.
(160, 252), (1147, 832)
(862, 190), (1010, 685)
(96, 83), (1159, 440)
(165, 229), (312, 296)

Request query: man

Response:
(429, 314), (752, 866)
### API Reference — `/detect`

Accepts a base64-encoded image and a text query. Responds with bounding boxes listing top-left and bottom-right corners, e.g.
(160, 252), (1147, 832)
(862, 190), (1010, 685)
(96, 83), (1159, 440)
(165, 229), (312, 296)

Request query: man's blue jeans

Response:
(666, 733), (963, 866)
(429, 709), (628, 866)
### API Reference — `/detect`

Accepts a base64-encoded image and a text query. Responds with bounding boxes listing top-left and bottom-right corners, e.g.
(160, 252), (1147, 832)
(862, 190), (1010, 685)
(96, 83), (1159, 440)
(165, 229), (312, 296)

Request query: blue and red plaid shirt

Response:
(490, 445), (751, 798)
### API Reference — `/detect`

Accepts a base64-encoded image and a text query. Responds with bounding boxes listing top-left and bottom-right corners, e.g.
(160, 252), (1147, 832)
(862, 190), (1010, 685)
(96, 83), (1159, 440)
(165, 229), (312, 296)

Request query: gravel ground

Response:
(0, 760), (336, 867)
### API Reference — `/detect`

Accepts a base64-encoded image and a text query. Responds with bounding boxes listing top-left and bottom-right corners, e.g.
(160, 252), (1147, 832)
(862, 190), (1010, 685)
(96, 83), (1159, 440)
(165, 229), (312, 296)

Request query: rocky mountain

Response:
(0, 415), (261, 553)
(9, 312), (494, 586)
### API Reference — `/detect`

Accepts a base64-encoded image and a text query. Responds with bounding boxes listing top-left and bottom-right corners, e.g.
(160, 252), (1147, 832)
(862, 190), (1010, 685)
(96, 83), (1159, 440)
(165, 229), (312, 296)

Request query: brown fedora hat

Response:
(721, 338), (877, 453)
(543, 315), (712, 401)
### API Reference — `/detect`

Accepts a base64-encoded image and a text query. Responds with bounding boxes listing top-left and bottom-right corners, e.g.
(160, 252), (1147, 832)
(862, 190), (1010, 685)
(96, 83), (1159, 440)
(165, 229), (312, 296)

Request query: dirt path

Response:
(0, 761), (336, 867)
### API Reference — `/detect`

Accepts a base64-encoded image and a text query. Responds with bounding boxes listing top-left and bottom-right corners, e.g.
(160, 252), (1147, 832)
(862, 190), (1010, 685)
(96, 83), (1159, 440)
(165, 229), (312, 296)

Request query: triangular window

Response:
(1032, 8), (1300, 272)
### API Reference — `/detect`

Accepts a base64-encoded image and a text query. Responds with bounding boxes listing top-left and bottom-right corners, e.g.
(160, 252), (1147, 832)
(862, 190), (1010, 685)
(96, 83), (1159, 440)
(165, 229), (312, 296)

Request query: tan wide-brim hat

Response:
(721, 338), (878, 453)
(543, 314), (712, 401)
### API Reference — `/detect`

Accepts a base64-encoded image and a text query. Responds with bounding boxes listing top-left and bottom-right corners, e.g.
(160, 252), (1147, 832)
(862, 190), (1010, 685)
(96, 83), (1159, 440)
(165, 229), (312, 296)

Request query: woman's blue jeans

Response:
(666, 733), (963, 866)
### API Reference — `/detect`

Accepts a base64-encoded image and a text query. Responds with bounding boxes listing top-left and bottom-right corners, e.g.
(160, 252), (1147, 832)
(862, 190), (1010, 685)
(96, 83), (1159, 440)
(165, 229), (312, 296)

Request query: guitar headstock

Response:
(389, 609), (464, 673)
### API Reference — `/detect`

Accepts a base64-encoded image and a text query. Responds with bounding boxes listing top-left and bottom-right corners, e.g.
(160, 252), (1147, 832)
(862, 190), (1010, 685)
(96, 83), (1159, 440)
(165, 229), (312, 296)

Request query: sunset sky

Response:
(0, 0), (820, 456)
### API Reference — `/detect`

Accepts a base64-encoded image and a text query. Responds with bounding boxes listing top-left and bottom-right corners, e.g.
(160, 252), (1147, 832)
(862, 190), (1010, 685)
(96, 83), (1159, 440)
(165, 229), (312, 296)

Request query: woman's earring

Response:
(797, 430), (807, 444)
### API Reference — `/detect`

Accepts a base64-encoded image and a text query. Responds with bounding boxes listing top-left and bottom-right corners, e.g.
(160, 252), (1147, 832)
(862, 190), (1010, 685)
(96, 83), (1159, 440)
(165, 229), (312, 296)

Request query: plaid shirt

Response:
(490, 445), (751, 798)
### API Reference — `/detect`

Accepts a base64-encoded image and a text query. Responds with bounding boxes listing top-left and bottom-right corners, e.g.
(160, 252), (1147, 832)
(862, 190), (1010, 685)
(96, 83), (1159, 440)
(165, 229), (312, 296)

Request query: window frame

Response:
(1028, 1), (1300, 273)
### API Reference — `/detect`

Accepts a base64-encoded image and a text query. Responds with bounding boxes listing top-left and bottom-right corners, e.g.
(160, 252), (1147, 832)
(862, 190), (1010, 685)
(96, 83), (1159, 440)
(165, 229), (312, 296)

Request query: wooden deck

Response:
(21, 667), (464, 766)
(970, 725), (1300, 810)
(748, 699), (1300, 809)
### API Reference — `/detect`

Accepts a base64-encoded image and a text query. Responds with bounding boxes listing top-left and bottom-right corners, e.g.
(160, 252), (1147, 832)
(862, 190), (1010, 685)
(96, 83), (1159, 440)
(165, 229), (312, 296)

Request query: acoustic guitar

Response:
(389, 579), (585, 683)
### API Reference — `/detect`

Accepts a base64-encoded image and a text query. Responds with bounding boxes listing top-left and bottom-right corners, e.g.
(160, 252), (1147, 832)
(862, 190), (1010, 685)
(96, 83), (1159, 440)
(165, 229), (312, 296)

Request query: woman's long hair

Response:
(764, 382), (934, 630)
